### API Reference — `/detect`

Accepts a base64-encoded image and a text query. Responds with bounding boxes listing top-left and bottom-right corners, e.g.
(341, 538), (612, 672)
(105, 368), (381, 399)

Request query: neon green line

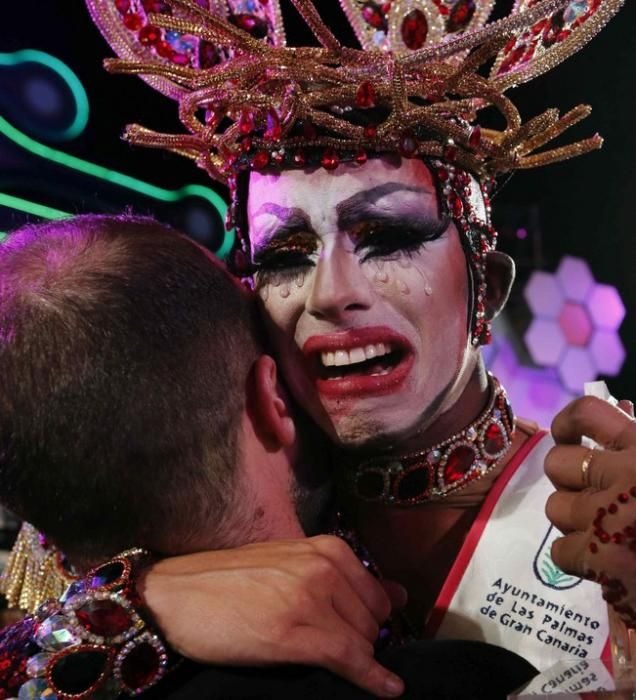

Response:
(0, 192), (70, 220)
(0, 50), (89, 141)
(0, 114), (235, 257)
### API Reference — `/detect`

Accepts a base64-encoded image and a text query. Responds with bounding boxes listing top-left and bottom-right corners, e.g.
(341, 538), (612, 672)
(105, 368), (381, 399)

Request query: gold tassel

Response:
(0, 522), (75, 613)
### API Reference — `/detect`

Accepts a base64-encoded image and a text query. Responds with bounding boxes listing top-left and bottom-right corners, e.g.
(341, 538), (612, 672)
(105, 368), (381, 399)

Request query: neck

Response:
(340, 360), (491, 460)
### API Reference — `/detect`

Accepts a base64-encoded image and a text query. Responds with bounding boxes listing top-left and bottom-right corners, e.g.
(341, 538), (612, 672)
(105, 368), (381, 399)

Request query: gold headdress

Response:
(85, 0), (623, 183)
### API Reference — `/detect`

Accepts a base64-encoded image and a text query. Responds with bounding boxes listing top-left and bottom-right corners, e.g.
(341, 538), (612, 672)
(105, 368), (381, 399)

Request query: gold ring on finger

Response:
(581, 448), (596, 488)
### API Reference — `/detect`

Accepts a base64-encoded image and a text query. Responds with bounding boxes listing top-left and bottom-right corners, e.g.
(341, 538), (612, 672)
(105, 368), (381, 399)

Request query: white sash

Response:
(425, 431), (610, 672)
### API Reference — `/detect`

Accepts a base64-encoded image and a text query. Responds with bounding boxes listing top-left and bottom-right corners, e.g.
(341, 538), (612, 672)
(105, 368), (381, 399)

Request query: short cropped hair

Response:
(0, 215), (260, 568)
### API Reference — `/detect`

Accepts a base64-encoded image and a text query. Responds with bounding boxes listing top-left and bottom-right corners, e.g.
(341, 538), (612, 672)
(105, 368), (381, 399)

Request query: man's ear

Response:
(248, 355), (296, 449)
(484, 251), (515, 320)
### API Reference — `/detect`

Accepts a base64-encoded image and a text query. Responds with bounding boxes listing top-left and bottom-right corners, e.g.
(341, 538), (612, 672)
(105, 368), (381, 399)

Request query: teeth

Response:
(320, 342), (393, 368)
(334, 350), (349, 367)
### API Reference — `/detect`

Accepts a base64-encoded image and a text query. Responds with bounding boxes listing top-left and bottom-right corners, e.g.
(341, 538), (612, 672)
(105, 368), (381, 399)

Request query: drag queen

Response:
(3, 0), (634, 695)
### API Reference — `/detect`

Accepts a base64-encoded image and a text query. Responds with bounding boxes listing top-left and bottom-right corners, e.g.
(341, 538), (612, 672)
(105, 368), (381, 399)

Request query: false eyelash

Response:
(355, 222), (446, 262)
(253, 250), (315, 283)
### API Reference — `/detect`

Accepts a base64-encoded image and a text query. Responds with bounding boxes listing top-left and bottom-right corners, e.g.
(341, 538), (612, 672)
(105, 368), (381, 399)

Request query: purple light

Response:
(558, 347), (597, 394)
(524, 271), (564, 318)
(587, 284), (626, 331)
(485, 335), (575, 427)
(589, 330), (626, 376)
(558, 302), (593, 347)
(525, 318), (566, 367)
(556, 256), (594, 302)
(516, 227), (528, 240)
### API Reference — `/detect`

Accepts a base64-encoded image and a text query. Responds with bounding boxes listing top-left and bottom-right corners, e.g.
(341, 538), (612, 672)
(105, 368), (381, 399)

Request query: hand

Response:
(138, 535), (406, 697)
(545, 396), (636, 624)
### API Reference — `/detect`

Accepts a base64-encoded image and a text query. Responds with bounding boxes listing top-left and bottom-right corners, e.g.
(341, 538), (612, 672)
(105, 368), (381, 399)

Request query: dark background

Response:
(1, 0), (634, 397)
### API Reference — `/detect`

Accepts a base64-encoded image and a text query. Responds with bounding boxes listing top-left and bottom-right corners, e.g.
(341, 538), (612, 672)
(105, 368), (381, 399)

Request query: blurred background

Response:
(0, 1), (634, 591)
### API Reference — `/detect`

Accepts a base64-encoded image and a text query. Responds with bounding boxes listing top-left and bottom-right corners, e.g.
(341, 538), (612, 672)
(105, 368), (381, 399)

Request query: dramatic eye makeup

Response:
(250, 181), (448, 280)
(337, 181), (448, 263)
(349, 216), (448, 262)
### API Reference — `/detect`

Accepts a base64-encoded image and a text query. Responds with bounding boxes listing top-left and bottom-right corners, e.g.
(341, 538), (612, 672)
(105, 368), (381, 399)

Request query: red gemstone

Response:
(75, 600), (132, 637)
(271, 150), (285, 165)
(483, 423), (505, 456)
(619, 493), (630, 504)
(239, 109), (255, 135)
(589, 541), (598, 553)
(293, 150), (306, 167)
(264, 108), (282, 141)
(468, 125), (481, 149)
(363, 124), (378, 139)
(399, 132), (417, 158)
(444, 446), (476, 483)
(230, 14), (268, 39)
(450, 193), (463, 218)
(120, 642), (161, 691)
(123, 13), (143, 31)
(356, 81), (376, 109)
(240, 137), (252, 153)
(302, 121), (317, 139)
(437, 167), (449, 182)
(447, 0), (475, 32)
(251, 150), (270, 170)
(401, 10), (428, 50)
(362, 3), (388, 30)
(139, 25), (161, 46)
(321, 148), (340, 171)
(115, 0), (131, 14)
(155, 40), (173, 58)
(609, 503), (618, 514)
(355, 149), (368, 165)
(381, 2), (392, 13)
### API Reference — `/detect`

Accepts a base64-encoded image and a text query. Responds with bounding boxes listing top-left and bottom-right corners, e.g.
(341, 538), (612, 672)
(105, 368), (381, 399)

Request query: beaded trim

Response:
(344, 374), (514, 505)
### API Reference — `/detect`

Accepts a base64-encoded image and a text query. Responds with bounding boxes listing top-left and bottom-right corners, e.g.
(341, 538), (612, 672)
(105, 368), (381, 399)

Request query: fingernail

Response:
(384, 674), (404, 696)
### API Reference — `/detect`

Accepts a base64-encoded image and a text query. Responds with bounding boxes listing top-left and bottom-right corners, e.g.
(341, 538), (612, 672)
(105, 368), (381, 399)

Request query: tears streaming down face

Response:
(247, 157), (482, 449)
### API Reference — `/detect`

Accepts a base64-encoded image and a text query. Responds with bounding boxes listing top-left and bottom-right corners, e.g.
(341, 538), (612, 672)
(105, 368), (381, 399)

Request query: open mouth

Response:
(318, 342), (405, 380)
(303, 327), (414, 399)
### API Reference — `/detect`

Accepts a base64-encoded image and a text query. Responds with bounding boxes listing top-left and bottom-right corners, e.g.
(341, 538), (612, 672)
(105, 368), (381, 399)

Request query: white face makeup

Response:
(247, 157), (477, 448)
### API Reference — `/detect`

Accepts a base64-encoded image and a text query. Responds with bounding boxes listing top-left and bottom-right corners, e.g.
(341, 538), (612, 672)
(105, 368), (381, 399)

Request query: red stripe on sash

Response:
(425, 429), (549, 638)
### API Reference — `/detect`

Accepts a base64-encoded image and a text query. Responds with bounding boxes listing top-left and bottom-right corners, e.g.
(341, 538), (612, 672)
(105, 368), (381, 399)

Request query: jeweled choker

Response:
(343, 375), (514, 505)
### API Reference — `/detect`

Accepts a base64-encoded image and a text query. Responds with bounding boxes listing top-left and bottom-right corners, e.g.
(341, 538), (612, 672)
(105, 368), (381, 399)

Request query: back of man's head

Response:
(0, 215), (261, 569)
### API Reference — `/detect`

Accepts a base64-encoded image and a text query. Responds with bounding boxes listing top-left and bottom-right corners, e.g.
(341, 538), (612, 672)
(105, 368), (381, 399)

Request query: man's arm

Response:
(139, 536), (406, 698)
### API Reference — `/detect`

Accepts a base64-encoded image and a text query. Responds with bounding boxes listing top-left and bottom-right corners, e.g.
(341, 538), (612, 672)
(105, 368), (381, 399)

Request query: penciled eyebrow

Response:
(251, 203), (313, 260)
(336, 182), (438, 230)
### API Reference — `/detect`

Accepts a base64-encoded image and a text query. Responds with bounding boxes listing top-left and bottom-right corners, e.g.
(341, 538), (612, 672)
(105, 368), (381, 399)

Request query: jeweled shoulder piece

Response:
(85, 0), (623, 184)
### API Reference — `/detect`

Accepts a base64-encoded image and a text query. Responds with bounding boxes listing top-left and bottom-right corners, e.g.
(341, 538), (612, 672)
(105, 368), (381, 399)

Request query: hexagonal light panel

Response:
(558, 347), (598, 394)
(523, 271), (564, 318)
(589, 330), (626, 377)
(558, 302), (593, 347)
(587, 284), (626, 331)
(525, 318), (566, 367)
(556, 256), (594, 302)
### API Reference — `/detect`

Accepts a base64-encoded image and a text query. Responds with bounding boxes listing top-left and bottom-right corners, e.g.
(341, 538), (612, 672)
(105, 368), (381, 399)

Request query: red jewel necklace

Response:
(343, 375), (515, 505)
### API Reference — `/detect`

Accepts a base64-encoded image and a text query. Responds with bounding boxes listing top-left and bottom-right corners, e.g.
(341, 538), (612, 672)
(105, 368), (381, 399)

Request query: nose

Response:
(306, 244), (374, 321)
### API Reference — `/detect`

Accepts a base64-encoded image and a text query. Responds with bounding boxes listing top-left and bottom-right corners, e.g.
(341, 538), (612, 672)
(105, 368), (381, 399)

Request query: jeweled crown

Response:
(86, 0), (623, 183)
